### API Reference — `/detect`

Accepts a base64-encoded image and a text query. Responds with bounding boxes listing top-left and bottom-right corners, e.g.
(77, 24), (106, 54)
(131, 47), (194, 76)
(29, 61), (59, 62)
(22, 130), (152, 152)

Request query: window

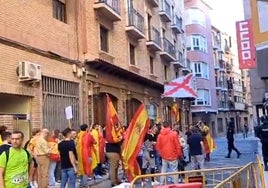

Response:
(147, 103), (158, 121)
(149, 56), (154, 74)
(100, 26), (109, 52)
(129, 44), (135, 65)
(192, 89), (211, 106)
(164, 65), (168, 81)
(187, 35), (207, 53)
(175, 71), (179, 78)
(257, 0), (268, 32)
(191, 61), (209, 79)
(185, 8), (206, 27)
(52, 0), (66, 22)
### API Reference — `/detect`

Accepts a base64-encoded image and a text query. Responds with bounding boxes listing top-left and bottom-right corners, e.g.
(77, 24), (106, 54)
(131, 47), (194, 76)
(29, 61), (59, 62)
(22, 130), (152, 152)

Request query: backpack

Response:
(2, 147), (31, 165)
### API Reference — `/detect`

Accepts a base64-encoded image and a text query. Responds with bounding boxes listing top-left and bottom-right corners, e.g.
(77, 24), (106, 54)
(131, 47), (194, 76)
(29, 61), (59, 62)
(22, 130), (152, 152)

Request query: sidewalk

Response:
(230, 132), (268, 186)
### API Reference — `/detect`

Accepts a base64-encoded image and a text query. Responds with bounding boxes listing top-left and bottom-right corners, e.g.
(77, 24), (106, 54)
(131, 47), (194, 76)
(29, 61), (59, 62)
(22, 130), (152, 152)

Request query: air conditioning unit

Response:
(18, 61), (41, 82)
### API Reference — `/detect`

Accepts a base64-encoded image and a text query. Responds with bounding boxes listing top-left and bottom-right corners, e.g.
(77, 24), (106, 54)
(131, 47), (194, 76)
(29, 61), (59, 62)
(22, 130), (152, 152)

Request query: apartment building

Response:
(0, 0), (193, 139)
(0, 0), (85, 140)
(243, 0), (268, 125)
(86, 0), (192, 128)
(185, 0), (252, 136)
(184, 0), (218, 131)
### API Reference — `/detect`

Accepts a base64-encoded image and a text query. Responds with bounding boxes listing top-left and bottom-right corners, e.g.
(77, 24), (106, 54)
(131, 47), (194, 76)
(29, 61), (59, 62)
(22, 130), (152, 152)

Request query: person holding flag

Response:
(76, 124), (96, 187)
(91, 124), (104, 179)
(171, 103), (180, 123)
(105, 94), (124, 187)
(121, 104), (150, 182)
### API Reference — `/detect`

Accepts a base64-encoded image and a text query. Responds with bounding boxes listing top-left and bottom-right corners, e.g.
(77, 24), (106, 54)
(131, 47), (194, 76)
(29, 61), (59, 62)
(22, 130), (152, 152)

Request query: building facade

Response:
(0, 0), (84, 141)
(85, 0), (192, 129)
(0, 0), (194, 141)
(184, 0), (218, 130)
(243, 0), (268, 125)
(185, 0), (252, 136)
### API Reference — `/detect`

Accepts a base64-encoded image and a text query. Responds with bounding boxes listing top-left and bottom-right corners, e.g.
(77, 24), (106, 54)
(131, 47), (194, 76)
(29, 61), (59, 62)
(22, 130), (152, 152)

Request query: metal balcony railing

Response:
(128, 7), (144, 33)
(160, 0), (171, 19)
(162, 38), (176, 59)
(172, 15), (183, 30)
(98, 0), (121, 15)
(185, 58), (191, 69)
(149, 27), (161, 47)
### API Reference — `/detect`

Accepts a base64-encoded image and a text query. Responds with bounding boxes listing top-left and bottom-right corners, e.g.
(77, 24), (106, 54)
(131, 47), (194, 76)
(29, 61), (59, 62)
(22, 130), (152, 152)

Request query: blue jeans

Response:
(49, 161), (57, 185)
(160, 159), (178, 184)
(61, 168), (76, 188)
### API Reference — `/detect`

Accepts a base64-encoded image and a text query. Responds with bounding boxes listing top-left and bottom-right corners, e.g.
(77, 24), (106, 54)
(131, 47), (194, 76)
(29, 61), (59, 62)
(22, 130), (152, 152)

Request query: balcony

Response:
(225, 45), (231, 54)
(213, 42), (221, 50)
(146, 27), (162, 52)
(147, 0), (159, 7)
(219, 60), (225, 72)
(126, 8), (145, 39)
(214, 63), (220, 70)
(234, 102), (246, 111)
(243, 86), (247, 93)
(181, 58), (191, 73)
(94, 0), (121, 22)
(159, 0), (172, 22)
(159, 38), (176, 62)
(171, 15), (184, 34)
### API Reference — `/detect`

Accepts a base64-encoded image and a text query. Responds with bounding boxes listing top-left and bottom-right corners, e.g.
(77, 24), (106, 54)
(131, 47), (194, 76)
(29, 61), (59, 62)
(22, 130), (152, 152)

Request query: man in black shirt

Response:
(0, 131), (11, 154)
(187, 127), (205, 170)
(58, 128), (77, 188)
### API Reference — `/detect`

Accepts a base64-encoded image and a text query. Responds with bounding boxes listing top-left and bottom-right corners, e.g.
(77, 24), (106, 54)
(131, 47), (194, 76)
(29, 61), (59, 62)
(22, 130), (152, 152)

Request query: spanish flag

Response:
(105, 94), (123, 143)
(171, 103), (180, 122)
(122, 104), (150, 181)
(77, 131), (95, 176)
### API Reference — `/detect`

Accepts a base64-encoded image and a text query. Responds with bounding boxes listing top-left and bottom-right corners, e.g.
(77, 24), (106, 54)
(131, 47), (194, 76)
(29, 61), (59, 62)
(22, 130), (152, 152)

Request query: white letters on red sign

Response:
(239, 22), (251, 60)
(236, 19), (256, 69)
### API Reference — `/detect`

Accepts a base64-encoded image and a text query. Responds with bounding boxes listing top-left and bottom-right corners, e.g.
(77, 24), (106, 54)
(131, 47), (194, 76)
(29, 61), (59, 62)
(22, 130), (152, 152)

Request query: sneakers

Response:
(94, 175), (103, 179)
(225, 155), (231, 158)
(151, 180), (161, 186)
(30, 181), (38, 188)
(237, 153), (242, 158)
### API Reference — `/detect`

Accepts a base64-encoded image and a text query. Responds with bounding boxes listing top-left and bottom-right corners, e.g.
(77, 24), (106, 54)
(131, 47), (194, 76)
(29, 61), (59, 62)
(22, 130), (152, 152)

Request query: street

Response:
(50, 133), (267, 188)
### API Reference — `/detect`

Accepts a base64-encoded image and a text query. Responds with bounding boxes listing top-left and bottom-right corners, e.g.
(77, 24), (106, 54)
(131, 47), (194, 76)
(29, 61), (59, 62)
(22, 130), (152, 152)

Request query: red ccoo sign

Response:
(236, 19), (256, 69)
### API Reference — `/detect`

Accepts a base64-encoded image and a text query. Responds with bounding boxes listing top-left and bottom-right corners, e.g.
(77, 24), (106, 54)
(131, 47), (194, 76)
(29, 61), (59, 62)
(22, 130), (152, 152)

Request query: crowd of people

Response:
(0, 120), (218, 188)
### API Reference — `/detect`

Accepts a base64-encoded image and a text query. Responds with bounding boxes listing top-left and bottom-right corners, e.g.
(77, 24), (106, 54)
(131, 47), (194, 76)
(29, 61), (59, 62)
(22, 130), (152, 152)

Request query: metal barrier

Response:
(130, 156), (266, 188)
(215, 156), (266, 188)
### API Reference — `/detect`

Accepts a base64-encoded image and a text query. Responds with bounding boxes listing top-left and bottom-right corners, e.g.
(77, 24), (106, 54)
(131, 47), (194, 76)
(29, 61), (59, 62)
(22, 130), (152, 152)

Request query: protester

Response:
(48, 129), (60, 186)
(0, 126), (7, 146)
(198, 121), (216, 161)
(187, 127), (205, 170)
(34, 128), (51, 188)
(77, 124), (96, 187)
(156, 122), (182, 184)
(141, 125), (158, 185)
(91, 124), (103, 179)
(26, 128), (41, 188)
(0, 131), (31, 188)
(0, 131), (11, 153)
(58, 128), (77, 188)
(105, 131), (122, 187)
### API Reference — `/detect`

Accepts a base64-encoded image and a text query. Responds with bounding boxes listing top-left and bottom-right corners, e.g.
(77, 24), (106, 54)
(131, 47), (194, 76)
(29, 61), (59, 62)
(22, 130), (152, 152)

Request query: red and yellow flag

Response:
(77, 131), (95, 176)
(105, 94), (123, 143)
(171, 103), (180, 122)
(122, 104), (150, 181)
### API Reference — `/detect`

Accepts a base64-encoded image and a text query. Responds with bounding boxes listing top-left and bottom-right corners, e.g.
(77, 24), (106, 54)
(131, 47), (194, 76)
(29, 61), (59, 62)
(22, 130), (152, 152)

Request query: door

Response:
(13, 114), (31, 145)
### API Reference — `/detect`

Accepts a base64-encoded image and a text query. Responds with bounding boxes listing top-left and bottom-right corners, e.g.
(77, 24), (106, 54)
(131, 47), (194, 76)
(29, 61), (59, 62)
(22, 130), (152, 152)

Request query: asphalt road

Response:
(49, 133), (263, 188)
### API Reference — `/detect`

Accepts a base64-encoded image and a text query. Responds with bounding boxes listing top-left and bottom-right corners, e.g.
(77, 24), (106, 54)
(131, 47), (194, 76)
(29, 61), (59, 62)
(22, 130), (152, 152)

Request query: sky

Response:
(205, 0), (245, 36)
